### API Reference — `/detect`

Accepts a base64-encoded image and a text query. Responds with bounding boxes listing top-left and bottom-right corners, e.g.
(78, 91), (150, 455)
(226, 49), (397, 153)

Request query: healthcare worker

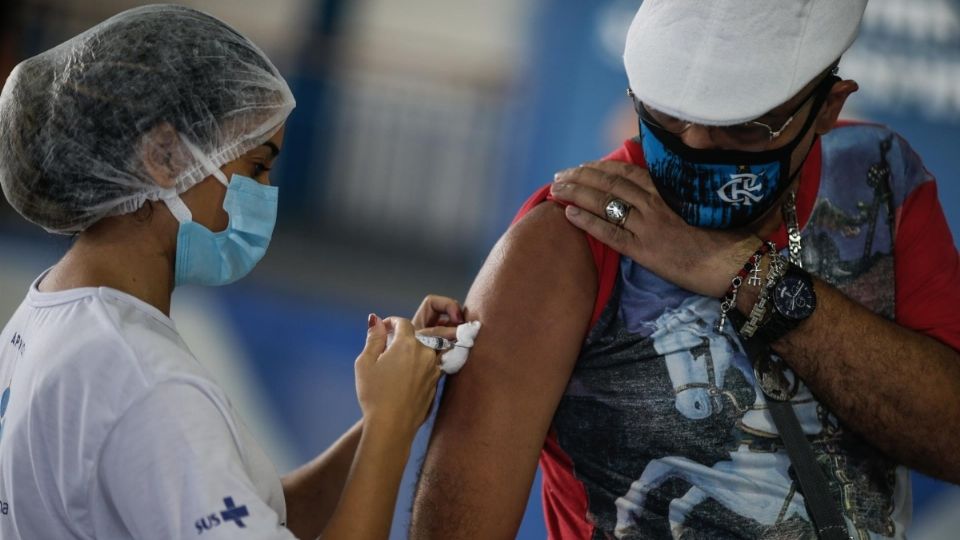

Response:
(0, 5), (459, 539)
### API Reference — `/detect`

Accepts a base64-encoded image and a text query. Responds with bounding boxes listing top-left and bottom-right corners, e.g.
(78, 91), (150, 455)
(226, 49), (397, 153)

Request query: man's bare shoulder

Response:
(462, 198), (597, 369)
(474, 200), (597, 303)
(507, 199), (592, 253)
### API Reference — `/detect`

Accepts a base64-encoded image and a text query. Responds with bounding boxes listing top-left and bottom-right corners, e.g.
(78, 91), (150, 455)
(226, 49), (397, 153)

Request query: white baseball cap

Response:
(624, 0), (867, 126)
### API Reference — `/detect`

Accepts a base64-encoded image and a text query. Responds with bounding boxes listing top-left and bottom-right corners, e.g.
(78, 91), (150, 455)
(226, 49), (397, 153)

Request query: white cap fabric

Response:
(624, 0), (867, 126)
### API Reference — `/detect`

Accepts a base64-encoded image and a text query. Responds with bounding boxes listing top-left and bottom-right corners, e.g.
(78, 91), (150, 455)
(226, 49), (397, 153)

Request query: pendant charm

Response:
(754, 353), (799, 402)
(716, 312), (727, 333)
(747, 264), (763, 287)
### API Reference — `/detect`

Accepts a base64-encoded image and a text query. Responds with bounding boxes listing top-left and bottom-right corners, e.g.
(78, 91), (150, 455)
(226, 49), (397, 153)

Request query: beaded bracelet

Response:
(717, 242), (772, 332)
(724, 243), (773, 296)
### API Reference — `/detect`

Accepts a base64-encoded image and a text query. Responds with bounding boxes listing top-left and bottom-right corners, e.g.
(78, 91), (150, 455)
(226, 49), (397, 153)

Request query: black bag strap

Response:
(742, 339), (851, 540)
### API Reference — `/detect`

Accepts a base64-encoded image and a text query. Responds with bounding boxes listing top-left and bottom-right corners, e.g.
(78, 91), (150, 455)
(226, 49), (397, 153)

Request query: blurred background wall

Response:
(0, 0), (958, 538)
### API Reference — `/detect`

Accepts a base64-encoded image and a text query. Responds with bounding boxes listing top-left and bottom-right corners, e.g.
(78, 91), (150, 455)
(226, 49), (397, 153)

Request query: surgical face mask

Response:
(164, 140), (278, 287)
(638, 78), (834, 229)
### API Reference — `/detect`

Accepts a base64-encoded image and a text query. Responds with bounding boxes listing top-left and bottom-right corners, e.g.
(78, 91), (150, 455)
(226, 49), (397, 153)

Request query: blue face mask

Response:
(165, 174), (278, 287)
(639, 77), (834, 229)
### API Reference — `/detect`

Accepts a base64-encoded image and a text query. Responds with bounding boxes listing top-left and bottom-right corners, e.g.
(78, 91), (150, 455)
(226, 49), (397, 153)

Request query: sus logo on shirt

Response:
(195, 497), (249, 534)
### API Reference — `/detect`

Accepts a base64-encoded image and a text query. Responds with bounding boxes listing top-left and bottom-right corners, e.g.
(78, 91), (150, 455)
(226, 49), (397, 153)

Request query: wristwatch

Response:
(751, 262), (817, 343)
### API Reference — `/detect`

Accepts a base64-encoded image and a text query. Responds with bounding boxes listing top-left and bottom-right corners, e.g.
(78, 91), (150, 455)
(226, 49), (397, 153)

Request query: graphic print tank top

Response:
(536, 122), (959, 540)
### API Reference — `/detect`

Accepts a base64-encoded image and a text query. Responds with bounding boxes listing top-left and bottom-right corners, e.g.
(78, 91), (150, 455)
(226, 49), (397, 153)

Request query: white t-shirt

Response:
(0, 273), (298, 539)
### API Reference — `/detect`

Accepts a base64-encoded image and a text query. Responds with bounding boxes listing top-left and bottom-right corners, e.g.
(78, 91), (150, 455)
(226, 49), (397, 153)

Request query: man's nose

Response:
(679, 124), (722, 150)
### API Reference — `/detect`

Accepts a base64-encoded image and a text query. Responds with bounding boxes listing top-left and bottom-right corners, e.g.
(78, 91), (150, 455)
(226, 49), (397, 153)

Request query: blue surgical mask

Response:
(639, 79), (832, 229)
(163, 138), (279, 287)
(167, 174), (278, 287)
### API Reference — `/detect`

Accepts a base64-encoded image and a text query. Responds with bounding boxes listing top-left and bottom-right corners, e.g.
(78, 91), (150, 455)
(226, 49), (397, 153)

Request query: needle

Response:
(415, 334), (470, 351)
(415, 334), (453, 351)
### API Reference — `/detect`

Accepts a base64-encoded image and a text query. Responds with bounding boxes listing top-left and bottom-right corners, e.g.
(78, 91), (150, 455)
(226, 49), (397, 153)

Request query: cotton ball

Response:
(440, 321), (482, 374)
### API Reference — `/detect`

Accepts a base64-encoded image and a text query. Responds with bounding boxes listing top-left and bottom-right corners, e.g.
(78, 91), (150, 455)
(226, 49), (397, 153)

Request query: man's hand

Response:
(552, 160), (760, 297)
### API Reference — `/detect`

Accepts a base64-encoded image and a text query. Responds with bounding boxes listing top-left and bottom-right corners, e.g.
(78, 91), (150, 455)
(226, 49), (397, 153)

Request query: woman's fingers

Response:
(383, 317), (445, 369)
(355, 313), (387, 369)
(416, 325), (459, 341)
(355, 316), (443, 434)
(385, 316), (415, 340)
(413, 294), (463, 329)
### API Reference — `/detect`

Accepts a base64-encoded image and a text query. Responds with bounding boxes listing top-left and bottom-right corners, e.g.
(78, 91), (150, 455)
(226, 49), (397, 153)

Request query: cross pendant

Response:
(747, 265), (763, 287)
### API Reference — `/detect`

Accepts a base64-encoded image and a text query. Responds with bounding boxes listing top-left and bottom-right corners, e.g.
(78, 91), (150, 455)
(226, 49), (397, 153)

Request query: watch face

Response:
(773, 275), (817, 320)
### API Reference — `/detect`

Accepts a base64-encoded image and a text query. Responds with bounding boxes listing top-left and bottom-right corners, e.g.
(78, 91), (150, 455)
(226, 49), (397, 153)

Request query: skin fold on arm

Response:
(410, 203), (598, 539)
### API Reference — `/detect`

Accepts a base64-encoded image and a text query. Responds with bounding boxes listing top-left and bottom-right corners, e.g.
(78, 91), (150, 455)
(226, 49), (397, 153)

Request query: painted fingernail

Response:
(368, 313), (378, 328)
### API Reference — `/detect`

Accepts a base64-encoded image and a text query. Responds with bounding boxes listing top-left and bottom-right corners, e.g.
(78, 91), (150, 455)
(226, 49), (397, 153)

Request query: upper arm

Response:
(410, 202), (597, 539)
(91, 382), (297, 540)
(893, 174), (960, 353)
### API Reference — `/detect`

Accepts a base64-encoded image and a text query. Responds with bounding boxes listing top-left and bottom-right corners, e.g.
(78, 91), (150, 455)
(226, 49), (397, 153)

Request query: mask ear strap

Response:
(161, 189), (193, 224)
(180, 136), (230, 187)
(795, 75), (839, 139)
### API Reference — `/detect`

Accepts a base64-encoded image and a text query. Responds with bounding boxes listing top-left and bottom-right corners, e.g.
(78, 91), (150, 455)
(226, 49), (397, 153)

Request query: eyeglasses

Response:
(628, 69), (838, 149)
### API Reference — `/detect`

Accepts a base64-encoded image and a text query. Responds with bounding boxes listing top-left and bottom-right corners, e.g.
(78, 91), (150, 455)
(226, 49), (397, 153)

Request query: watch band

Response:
(739, 252), (787, 339)
(752, 263), (816, 343)
(731, 260), (816, 345)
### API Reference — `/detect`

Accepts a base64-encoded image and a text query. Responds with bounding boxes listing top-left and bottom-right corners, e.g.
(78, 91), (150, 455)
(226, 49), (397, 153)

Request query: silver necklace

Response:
(753, 193), (804, 402)
(782, 191), (803, 266)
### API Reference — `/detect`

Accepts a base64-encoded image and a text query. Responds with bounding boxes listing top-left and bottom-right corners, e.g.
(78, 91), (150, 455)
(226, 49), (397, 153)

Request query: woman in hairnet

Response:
(0, 5), (463, 539)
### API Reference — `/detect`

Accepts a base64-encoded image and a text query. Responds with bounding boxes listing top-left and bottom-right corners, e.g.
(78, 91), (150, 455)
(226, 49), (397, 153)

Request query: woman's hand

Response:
(355, 315), (442, 442)
(413, 294), (464, 341)
(318, 316), (443, 540)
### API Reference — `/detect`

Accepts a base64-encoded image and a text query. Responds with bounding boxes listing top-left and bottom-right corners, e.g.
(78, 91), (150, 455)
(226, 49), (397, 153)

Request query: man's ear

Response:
(815, 79), (859, 135)
(139, 122), (188, 189)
